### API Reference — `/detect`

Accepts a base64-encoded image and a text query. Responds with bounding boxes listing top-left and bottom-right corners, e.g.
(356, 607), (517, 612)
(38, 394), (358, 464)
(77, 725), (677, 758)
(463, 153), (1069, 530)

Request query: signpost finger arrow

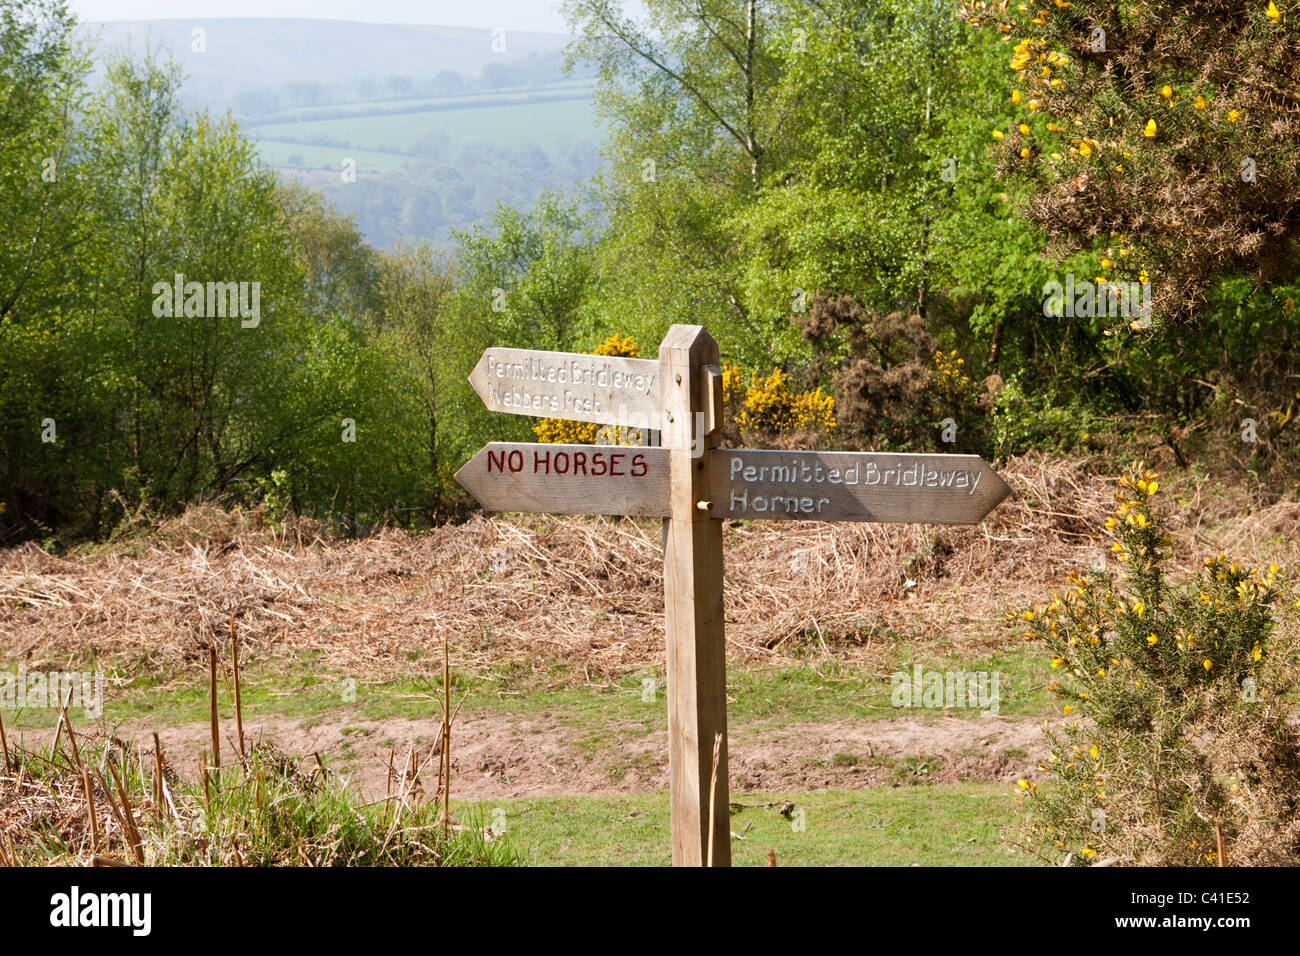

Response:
(712, 450), (1010, 524)
(454, 442), (670, 517)
(468, 347), (662, 429)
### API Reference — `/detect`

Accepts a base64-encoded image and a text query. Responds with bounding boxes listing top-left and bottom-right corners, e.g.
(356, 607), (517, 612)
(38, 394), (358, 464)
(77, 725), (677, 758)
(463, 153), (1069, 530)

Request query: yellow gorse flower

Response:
(728, 364), (836, 438)
(535, 335), (645, 445)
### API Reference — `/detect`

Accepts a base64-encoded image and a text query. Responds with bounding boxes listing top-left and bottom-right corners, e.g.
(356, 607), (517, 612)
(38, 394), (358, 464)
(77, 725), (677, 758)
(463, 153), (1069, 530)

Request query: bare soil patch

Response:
(13, 711), (1048, 801)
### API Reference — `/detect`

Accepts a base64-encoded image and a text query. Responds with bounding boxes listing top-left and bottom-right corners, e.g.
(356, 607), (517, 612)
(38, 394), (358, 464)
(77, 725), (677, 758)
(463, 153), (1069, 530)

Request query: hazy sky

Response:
(68, 0), (572, 33)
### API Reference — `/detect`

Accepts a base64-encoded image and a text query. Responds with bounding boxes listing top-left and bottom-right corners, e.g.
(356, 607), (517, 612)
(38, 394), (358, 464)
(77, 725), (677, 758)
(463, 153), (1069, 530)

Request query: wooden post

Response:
(208, 646), (221, 771)
(659, 325), (729, 867)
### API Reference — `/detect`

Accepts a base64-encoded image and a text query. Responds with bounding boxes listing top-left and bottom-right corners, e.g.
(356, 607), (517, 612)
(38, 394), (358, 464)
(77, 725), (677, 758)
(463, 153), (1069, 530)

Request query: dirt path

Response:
(20, 711), (1048, 800)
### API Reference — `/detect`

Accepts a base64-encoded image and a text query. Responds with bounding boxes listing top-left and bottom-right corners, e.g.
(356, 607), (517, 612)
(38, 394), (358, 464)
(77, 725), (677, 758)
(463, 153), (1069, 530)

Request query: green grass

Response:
(727, 648), (1055, 725)
(1, 645), (1058, 734)
(0, 653), (436, 730)
(479, 645), (1055, 728)
(479, 783), (1035, 866)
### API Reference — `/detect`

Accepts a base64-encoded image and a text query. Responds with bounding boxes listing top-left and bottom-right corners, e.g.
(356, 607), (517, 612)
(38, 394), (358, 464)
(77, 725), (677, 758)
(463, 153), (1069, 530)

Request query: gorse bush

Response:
(797, 297), (993, 453)
(1014, 466), (1300, 865)
(965, 0), (1300, 324)
(534, 334), (837, 451)
(932, 348), (977, 406)
(723, 364), (836, 447)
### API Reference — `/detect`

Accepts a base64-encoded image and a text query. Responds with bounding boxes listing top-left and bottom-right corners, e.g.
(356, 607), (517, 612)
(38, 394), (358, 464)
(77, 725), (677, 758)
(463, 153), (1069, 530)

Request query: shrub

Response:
(0, 735), (519, 866)
(253, 469), (292, 533)
(534, 333), (837, 451)
(797, 295), (989, 452)
(1014, 465), (1300, 865)
(989, 374), (1094, 458)
(963, 0), (1300, 325)
(722, 363), (836, 448)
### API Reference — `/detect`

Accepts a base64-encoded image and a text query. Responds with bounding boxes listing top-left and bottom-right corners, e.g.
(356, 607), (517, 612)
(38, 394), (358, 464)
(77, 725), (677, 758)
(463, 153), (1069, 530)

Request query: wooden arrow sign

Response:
(468, 347), (662, 429)
(455, 442), (671, 517)
(711, 450), (1011, 524)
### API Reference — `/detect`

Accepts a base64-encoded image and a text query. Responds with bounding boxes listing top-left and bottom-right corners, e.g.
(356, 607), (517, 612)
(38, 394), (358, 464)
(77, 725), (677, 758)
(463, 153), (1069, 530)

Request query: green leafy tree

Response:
(278, 180), (382, 323)
(0, 0), (96, 536)
(78, 56), (312, 507)
(452, 192), (596, 352)
(376, 243), (467, 514)
(564, 0), (790, 364)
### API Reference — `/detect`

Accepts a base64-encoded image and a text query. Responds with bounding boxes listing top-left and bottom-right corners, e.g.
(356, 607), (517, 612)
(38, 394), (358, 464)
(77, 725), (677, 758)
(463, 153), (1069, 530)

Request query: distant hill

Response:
(75, 18), (601, 250)
(79, 18), (577, 106)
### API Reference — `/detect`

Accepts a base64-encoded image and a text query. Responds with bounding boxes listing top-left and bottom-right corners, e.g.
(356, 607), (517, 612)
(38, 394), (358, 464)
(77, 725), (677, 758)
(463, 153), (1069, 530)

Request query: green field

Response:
(0, 646), (1056, 731)
(251, 80), (595, 125)
(250, 96), (600, 171)
(255, 141), (414, 173)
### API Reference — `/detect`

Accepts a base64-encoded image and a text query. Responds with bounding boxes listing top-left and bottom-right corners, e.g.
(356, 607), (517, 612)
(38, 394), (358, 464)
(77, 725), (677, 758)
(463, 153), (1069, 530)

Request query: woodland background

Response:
(2, 0), (1297, 543)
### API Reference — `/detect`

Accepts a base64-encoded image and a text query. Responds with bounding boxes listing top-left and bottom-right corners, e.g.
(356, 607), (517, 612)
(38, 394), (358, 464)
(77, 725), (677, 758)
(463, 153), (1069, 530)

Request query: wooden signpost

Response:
(455, 326), (1011, 867)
